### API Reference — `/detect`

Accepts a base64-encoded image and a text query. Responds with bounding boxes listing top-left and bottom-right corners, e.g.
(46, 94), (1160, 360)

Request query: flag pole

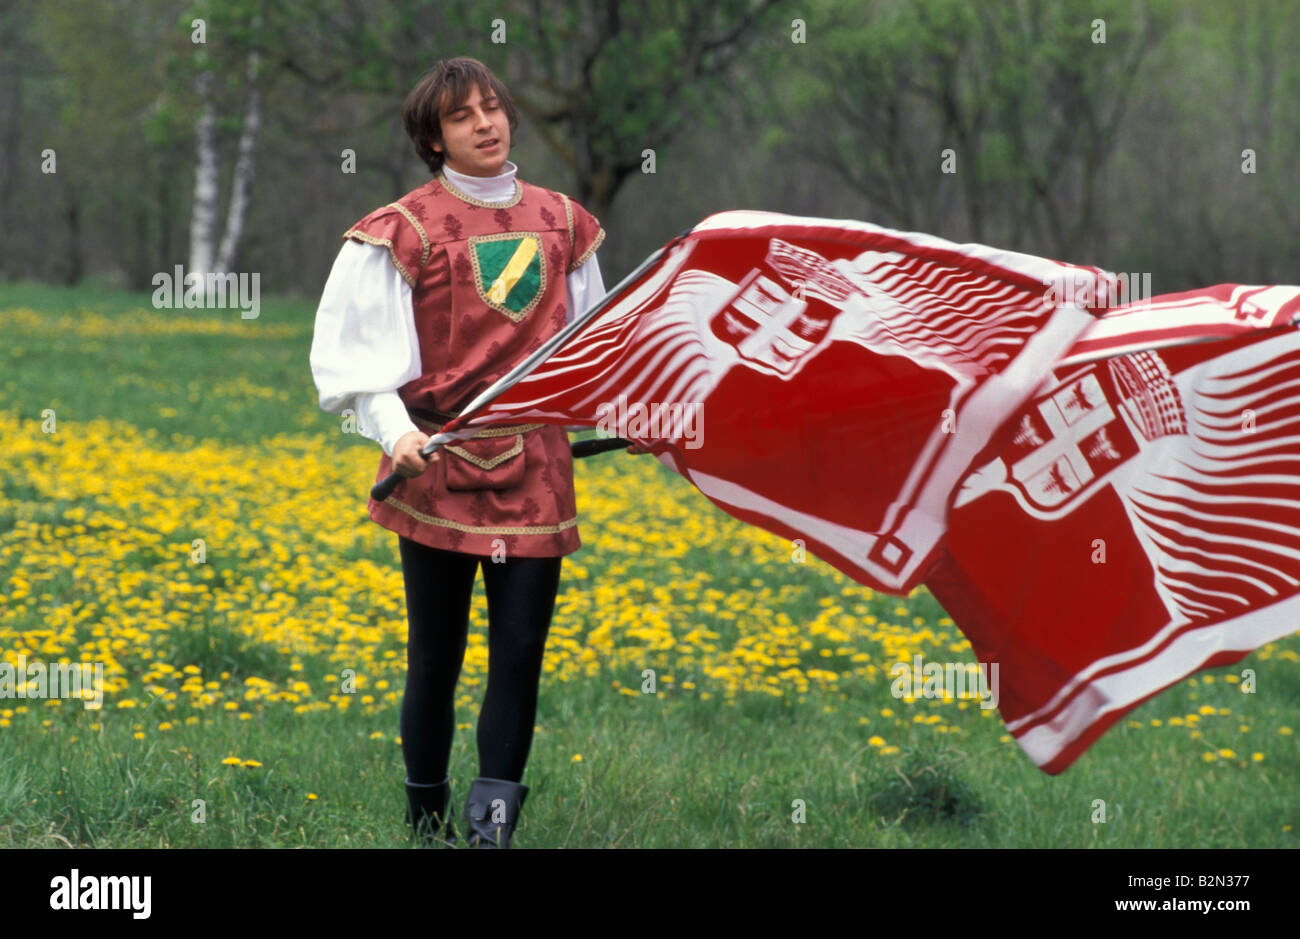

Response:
(370, 227), (694, 502)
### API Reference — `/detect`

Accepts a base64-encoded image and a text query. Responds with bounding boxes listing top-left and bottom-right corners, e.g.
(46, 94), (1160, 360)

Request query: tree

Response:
(498, 0), (790, 221)
(185, 0), (265, 278)
(772, 0), (1173, 264)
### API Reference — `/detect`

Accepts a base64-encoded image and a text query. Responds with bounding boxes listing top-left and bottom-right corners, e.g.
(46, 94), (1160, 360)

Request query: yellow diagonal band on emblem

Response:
(487, 238), (539, 304)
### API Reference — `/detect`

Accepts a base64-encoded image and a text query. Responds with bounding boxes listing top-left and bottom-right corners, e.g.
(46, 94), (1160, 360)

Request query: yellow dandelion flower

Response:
(1150, 719), (1163, 727)
(881, 708), (894, 718)
(241, 760), (262, 768)
(307, 793), (318, 801)
(1252, 753), (1264, 762)
(1280, 727), (1293, 736)
(1202, 752), (1217, 762)
(1217, 748), (1236, 759)
(221, 756), (242, 765)
(571, 753), (583, 763)
(867, 735), (885, 747)
(879, 746), (900, 755)
(1199, 705), (1216, 715)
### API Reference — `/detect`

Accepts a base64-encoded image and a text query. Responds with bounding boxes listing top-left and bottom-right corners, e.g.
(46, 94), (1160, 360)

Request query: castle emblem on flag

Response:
(708, 238), (892, 380)
(978, 350), (1189, 515)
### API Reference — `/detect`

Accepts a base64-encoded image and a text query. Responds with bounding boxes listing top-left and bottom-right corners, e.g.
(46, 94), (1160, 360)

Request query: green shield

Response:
(470, 233), (546, 321)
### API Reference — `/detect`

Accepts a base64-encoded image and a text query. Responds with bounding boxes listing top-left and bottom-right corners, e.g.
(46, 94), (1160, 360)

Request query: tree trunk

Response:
(215, 49), (261, 275)
(63, 188), (82, 285)
(188, 69), (219, 276)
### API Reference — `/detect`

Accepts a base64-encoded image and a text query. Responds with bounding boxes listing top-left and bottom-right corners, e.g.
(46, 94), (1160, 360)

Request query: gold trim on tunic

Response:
(436, 172), (523, 208)
(410, 415), (545, 438)
(386, 202), (431, 270)
(383, 496), (578, 535)
(570, 227), (606, 273)
(341, 229), (415, 287)
(560, 193), (575, 252)
(444, 435), (524, 469)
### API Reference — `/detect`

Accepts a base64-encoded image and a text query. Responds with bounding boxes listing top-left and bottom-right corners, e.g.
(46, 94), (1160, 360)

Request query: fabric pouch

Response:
(443, 435), (526, 491)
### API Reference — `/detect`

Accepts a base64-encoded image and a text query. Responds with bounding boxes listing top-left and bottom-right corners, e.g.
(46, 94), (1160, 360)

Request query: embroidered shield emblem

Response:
(468, 232), (547, 322)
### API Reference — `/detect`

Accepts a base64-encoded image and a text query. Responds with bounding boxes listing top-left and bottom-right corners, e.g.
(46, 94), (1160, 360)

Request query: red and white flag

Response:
(450, 211), (1300, 773)
(929, 295), (1300, 772)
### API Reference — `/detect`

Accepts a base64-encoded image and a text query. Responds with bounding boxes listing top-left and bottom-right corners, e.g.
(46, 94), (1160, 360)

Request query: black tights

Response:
(397, 535), (562, 786)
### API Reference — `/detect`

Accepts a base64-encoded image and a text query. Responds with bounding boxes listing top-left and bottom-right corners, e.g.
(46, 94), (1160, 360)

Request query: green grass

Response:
(0, 278), (1295, 848)
(0, 674), (1293, 848)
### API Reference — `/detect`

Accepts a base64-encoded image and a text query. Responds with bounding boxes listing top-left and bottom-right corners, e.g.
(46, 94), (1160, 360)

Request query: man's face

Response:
(434, 84), (511, 178)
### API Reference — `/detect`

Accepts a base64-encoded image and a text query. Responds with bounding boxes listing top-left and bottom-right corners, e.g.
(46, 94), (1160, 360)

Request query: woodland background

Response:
(4, 0), (1297, 297)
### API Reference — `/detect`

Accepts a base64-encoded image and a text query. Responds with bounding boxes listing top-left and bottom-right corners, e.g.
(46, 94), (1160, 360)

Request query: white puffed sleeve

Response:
(562, 253), (608, 433)
(310, 240), (422, 457)
(565, 253), (606, 325)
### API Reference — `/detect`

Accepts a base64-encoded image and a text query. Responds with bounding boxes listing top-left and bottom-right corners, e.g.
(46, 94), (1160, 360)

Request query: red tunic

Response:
(344, 171), (605, 557)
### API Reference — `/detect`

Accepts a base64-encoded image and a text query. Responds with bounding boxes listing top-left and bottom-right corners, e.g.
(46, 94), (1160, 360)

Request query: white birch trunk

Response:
(188, 68), (219, 276)
(214, 49), (261, 275)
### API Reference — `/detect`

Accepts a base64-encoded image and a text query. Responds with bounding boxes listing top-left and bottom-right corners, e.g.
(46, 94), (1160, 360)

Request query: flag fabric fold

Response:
(453, 210), (1300, 773)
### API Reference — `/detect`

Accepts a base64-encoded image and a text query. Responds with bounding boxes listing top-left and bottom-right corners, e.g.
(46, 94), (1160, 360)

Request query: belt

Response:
(407, 406), (543, 438)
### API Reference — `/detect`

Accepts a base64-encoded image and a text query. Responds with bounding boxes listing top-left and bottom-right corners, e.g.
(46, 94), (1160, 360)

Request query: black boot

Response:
(405, 776), (457, 847)
(462, 776), (529, 848)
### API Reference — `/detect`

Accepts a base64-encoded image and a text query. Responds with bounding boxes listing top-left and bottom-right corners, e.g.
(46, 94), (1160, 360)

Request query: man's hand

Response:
(393, 430), (439, 477)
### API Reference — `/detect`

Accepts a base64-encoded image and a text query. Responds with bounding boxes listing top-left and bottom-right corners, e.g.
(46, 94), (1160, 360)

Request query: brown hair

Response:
(402, 57), (520, 176)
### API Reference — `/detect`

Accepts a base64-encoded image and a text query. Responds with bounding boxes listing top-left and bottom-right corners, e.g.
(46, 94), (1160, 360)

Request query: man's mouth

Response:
(477, 138), (499, 149)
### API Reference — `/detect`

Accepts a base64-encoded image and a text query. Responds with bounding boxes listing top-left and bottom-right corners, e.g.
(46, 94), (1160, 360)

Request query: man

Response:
(311, 57), (629, 848)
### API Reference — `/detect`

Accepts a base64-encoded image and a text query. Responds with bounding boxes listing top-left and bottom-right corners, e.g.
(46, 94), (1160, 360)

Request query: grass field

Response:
(0, 279), (1295, 848)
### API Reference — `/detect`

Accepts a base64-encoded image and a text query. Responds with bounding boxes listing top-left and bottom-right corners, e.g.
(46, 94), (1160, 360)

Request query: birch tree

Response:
(187, 4), (263, 278)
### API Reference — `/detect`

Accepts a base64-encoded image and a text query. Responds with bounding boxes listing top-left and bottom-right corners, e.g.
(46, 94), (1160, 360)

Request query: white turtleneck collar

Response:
(440, 159), (518, 204)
